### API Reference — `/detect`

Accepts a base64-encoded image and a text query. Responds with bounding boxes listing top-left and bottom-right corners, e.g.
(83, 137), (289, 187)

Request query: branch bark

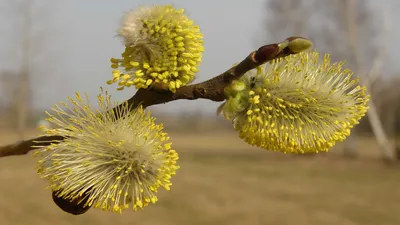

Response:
(0, 37), (305, 158)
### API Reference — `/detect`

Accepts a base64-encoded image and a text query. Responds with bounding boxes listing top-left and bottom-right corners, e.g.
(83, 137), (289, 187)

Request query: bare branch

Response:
(0, 37), (306, 158)
(0, 135), (64, 157)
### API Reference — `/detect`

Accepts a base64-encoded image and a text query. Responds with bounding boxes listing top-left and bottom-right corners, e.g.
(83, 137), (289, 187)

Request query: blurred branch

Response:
(361, 4), (395, 162)
(365, 101), (394, 161)
(0, 37), (305, 158)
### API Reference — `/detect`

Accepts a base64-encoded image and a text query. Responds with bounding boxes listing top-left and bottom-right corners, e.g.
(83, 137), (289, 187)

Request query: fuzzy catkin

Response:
(219, 50), (369, 154)
(34, 88), (179, 213)
(107, 5), (204, 93)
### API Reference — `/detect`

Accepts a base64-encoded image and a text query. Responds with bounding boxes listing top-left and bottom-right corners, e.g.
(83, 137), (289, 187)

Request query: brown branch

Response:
(0, 135), (64, 157)
(0, 37), (308, 158)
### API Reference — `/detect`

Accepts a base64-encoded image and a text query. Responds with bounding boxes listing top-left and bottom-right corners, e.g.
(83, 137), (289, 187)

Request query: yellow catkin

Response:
(107, 5), (204, 93)
(33, 88), (179, 213)
(218, 50), (369, 154)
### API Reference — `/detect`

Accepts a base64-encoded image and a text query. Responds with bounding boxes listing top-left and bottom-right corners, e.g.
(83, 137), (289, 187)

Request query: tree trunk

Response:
(16, 0), (33, 139)
(367, 101), (395, 162)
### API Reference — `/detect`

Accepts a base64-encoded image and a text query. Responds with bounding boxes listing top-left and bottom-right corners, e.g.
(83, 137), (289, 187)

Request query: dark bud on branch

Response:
(52, 190), (91, 215)
(254, 37), (312, 63)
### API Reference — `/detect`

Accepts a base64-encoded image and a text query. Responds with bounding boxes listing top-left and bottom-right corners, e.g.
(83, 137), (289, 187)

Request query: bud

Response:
(286, 37), (313, 53)
(52, 190), (91, 215)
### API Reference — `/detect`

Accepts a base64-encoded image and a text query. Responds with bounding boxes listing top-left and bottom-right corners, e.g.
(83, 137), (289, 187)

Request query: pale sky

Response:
(0, 0), (399, 115)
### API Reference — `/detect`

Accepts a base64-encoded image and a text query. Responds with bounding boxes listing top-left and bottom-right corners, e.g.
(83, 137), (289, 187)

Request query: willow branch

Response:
(0, 37), (306, 158)
(0, 135), (64, 157)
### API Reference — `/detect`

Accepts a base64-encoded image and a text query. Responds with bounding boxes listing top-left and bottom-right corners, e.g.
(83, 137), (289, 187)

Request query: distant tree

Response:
(1, 0), (62, 138)
(0, 70), (20, 128)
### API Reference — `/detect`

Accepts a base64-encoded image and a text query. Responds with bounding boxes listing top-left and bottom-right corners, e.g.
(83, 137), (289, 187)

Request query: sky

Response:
(0, 0), (399, 115)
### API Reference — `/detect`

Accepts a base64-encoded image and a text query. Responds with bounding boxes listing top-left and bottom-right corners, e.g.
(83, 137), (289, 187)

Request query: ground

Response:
(0, 128), (399, 225)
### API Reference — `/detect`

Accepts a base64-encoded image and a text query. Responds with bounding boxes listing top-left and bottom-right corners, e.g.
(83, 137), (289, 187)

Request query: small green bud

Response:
(224, 80), (246, 98)
(287, 37), (312, 53)
(230, 80), (247, 93)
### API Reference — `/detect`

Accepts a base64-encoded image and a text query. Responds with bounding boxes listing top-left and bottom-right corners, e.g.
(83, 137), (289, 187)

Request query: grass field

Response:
(0, 128), (400, 225)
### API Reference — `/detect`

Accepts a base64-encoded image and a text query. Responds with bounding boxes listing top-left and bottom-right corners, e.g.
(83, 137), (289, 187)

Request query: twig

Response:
(0, 37), (305, 158)
(0, 135), (64, 157)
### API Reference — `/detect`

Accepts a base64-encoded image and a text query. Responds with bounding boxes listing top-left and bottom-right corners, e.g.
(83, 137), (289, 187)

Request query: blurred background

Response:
(1, 0), (400, 224)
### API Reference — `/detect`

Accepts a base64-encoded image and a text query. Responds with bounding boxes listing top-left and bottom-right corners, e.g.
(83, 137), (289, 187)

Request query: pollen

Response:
(107, 5), (204, 93)
(218, 50), (369, 154)
(33, 88), (179, 213)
